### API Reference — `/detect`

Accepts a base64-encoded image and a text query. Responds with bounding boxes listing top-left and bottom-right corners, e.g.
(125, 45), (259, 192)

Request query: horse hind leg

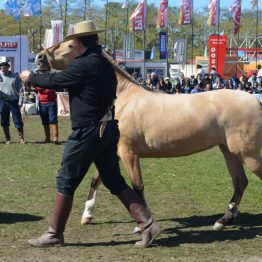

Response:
(81, 170), (102, 225)
(213, 145), (248, 231)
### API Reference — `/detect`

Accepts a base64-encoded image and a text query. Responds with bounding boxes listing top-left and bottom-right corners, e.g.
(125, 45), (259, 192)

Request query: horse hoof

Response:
(212, 222), (224, 231)
(81, 216), (93, 225)
(133, 226), (142, 234)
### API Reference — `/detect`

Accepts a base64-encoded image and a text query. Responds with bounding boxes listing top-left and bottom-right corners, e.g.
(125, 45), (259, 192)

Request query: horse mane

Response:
(102, 51), (155, 93)
(102, 51), (139, 84)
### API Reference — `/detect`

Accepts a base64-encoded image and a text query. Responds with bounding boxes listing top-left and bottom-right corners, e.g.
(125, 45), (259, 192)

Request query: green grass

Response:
(1, 115), (262, 261)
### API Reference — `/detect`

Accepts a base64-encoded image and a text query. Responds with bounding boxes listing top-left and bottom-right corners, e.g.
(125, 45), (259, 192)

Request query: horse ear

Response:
(41, 43), (46, 49)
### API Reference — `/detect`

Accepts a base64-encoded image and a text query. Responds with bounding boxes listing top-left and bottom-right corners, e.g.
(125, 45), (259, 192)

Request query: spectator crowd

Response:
(134, 64), (262, 95)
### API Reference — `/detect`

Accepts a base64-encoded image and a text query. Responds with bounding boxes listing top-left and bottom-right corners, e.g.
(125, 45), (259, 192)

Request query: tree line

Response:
(0, 0), (261, 59)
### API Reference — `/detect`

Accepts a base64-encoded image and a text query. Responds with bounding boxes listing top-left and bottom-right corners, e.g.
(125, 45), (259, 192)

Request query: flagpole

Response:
(166, 26), (169, 78)
(19, 19), (22, 72)
(124, 6), (129, 65)
(64, 0), (68, 37)
(216, 0), (220, 70)
(104, 0), (109, 47)
(255, 2), (258, 67)
(84, 0), (87, 20)
(191, 0), (193, 75)
(39, 15), (42, 51)
(143, 29), (146, 79)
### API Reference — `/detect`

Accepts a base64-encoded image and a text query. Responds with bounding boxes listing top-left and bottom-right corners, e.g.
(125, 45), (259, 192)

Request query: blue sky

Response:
(0, 0), (255, 11)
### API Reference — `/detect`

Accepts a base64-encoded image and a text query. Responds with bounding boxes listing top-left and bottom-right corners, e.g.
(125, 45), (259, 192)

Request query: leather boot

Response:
(117, 187), (163, 248)
(17, 127), (26, 144)
(51, 123), (59, 145)
(3, 126), (11, 144)
(28, 192), (73, 247)
(43, 125), (51, 143)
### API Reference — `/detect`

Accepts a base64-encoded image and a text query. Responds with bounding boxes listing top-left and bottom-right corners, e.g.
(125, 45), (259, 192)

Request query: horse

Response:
(35, 40), (262, 232)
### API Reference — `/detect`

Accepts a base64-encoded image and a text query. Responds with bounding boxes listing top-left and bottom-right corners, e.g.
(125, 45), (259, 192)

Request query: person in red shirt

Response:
(35, 87), (59, 144)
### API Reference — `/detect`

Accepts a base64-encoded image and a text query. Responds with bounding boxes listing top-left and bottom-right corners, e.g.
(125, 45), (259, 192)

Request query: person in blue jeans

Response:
(35, 87), (59, 144)
(0, 62), (25, 144)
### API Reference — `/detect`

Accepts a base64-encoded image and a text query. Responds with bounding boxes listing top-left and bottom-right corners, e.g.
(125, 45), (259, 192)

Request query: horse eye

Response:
(68, 44), (75, 49)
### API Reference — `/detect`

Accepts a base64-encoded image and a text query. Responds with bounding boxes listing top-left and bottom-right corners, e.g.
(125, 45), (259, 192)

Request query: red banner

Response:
(178, 0), (192, 25)
(208, 35), (228, 77)
(156, 0), (168, 28)
(229, 0), (242, 35)
(129, 0), (147, 32)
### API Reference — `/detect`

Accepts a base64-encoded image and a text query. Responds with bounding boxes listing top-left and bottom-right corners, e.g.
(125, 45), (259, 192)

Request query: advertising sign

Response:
(159, 32), (167, 60)
(208, 35), (228, 77)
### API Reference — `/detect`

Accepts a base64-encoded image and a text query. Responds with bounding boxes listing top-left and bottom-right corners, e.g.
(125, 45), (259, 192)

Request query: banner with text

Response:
(159, 31), (167, 59)
(208, 35), (228, 77)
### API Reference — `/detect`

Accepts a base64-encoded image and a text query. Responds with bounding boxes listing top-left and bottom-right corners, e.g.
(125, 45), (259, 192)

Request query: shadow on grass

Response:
(169, 212), (262, 228)
(157, 212), (262, 247)
(0, 212), (43, 224)
(66, 212), (262, 248)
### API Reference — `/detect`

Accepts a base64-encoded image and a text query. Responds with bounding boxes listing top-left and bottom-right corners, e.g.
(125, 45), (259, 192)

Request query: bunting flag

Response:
(250, 0), (258, 9)
(4, 0), (21, 20)
(207, 0), (219, 26)
(122, 0), (129, 9)
(156, 0), (168, 28)
(178, 0), (192, 25)
(229, 0), (242, 35)
(23, 0), (42, 16)
(129, 0), (147, 32)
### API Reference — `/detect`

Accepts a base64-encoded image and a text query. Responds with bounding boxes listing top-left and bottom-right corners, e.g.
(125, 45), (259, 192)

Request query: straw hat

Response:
(64, 20), (105, 41)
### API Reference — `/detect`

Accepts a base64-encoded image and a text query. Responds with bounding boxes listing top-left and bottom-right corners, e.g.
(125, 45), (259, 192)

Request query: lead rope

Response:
(99, 99), (116, 138)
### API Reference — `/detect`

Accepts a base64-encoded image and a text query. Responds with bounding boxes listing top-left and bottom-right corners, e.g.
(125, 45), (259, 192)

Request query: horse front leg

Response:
(81, 170), (102, 225)
(213, 145), (248, 230)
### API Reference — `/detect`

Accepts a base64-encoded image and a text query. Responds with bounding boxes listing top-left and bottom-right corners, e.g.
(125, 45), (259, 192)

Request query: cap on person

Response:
(0, 62), (10, 68)
(64, 20), (105, 41)
(164, 77), (170, 80)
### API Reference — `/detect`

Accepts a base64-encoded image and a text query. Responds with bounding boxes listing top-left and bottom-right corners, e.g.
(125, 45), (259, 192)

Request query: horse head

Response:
(35, 40), (78, 71)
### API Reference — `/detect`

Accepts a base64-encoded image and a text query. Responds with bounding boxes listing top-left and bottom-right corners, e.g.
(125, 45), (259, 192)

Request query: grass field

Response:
(1, 115), (262, 262)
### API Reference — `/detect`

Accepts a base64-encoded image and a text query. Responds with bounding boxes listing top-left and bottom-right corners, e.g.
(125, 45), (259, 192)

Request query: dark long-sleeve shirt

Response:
(28, 45), (117, 129)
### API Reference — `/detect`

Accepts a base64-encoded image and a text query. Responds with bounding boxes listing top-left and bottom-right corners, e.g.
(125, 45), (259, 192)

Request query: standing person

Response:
(20, 20), (162, 248)
(196, 64), (205, 79)
(35, 87), (59, 144)
(0, 62), (25, 144)
(257, 64), (262, 78)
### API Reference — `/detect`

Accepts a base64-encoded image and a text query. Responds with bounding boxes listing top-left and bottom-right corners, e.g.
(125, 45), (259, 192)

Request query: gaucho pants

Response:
(57, 120), (128, 196)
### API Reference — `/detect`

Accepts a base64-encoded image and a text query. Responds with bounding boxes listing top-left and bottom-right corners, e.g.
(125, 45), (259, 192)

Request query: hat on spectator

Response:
(165, 77), (170, 80)
(0, 62), (10, 68)
(64, 20), (105, 41)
